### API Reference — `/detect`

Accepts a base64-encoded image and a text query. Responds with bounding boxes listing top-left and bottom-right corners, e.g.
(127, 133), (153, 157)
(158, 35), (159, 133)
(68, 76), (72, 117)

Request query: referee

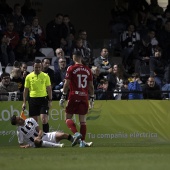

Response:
(22, 59), (52, 133)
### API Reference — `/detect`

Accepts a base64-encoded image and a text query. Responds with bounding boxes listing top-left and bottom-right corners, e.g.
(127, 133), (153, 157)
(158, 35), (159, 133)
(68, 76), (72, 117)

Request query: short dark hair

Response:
(10, 115), (17, 125)
(34, 59), (42, 64)
(72, 51), (82, 58)
(1, 72), (10, 79)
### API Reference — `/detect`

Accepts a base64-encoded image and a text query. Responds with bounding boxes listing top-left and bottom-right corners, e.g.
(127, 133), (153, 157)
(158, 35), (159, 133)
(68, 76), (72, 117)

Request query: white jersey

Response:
(17, 118), (39, 147)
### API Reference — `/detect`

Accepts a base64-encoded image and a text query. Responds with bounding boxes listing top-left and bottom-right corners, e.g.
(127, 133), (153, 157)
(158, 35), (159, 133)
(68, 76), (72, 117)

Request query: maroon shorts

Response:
(66, 99), (88, 115)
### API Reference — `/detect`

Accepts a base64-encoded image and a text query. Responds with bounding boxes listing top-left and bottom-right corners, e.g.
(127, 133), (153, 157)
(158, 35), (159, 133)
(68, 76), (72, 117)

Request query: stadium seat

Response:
(8, 92), (18, 101)
(49, 66), (54, 71)
(5, 66), (13, 74)
(39, 48), (55, 57)
(27, 66), (33, 73)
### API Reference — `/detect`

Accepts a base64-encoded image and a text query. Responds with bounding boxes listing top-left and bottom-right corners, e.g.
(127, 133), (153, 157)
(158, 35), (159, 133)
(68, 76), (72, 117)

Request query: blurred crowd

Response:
(0, 0), (170, 101)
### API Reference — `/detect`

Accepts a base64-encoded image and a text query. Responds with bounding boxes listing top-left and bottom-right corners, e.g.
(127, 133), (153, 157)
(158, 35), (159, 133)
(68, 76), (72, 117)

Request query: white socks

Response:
(42, 141), (64, 148)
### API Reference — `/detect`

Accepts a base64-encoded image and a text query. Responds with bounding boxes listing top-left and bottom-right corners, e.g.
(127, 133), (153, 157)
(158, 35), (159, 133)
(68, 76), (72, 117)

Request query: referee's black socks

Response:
(43, 123), (49, 133)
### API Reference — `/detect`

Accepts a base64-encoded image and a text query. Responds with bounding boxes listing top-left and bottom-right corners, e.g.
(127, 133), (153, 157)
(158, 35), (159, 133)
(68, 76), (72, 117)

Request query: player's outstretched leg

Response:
(79, 141), (93, 148)
(72, 132), (82, 147)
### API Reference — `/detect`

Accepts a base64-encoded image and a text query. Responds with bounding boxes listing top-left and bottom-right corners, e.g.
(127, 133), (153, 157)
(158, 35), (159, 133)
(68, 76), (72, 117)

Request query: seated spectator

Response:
(94, 48), (113, 79)
(149, 45), (165, 76)
(71, 38), (91, 66)
(15, 37), (36, 62)
(128, 73), (143, 99)
(120, 23), (140, 71)
(41, 58), (55, 89)
(107, 64), (127, 92)
(133, 35), (153, 74)
(147, 29), (159, 47)
(10, 67), (24, 93)
(142, 76), (162, 99)
(121, 79), (129, 100)
(54, 57), (67, 99)
(0, 72), (19, 101)
(54, 57), (67, 91)
(31, 16), (46, 50)
(96, 78), (108, 100)
(0, 34), (15, 66)
(20, 62), (30, 79)
(7, 3), (26, 35)
(91, 66), (100, 92)
(46, 13), (67, 50)
(63, 14), (76, 36)
(53, 48), (66, 71)
(3, 21), (20, 50)
(78, 29), (93, 65)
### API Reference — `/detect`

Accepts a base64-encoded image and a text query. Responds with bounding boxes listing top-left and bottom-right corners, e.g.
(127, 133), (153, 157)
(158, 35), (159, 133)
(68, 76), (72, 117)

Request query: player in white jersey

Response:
(10, 115), (79, 148)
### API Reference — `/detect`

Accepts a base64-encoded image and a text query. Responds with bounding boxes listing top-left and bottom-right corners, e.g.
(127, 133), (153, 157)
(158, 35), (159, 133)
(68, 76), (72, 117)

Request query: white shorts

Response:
(42, 132), (60, 144)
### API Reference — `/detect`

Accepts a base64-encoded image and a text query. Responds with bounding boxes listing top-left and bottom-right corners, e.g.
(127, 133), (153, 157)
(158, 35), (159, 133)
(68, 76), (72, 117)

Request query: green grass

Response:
(1, 144), (170, 170)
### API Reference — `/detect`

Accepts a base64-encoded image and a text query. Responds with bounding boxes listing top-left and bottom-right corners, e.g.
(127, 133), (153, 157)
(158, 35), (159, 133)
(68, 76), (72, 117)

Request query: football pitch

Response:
(1, 143), (170, 170)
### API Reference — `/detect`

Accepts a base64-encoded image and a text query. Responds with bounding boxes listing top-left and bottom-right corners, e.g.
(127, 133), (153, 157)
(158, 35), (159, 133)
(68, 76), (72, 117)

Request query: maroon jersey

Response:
(65, 64), (93, 101)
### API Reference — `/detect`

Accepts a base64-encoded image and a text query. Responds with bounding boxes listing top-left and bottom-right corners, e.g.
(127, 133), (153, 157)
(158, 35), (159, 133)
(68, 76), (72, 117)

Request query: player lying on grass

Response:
(10, 115), (80, 148)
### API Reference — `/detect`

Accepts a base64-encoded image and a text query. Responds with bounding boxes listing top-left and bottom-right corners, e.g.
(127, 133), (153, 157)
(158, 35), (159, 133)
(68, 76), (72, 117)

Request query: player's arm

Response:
(17, 129), (31, 148)
(19, 143), (31, 148)
(88, 81), (94, 96)
(59, 79), (70, 107)
(22, 87), (29, 110)
(63, 79), (70, 94)
(35, 126), (43, 139)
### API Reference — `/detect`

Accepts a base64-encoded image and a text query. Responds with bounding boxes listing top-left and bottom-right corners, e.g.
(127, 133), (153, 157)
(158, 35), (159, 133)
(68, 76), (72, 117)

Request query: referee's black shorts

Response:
(28, 97), (49, 117)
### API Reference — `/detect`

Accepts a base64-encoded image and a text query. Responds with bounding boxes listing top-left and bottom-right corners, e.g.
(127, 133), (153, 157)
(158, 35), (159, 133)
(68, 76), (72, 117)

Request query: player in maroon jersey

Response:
(59, 51), (94, 147)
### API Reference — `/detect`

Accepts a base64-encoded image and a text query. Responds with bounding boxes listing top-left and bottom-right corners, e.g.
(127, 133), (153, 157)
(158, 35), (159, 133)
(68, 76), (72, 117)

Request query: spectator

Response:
(94, 48), (113, 79)
(96, 78), (108, 100)
(15, 37), (36, 62)
(91, 66), (100, 92)
(121, 79), (129, 100)
(46, 13), (67, 50)
(0, 34), (15, 66)
(3, 21), (20, 50)
(128, 73), (143, 99)
(63, 14), (76, 36)
(142, 76), (162, 99)
(157, 20), (170, 63)
(149, 45), (165, 76)
(0, 72), (19, 101)
(20, 62), (30, 79)
(107, 64), (127, 100)
(120, 23), (140, 71)
(10, 67), (25, 98)
(54, 57), (67, 91)
(42, 58), (55, 89)
(53, 48), (65, 71)
(7, 3), (26, 35)
(78, 29), (93, 65)
(133, 35), (153, 74)
(71, 38), (91, 66)
(31, 16), (46, 50)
